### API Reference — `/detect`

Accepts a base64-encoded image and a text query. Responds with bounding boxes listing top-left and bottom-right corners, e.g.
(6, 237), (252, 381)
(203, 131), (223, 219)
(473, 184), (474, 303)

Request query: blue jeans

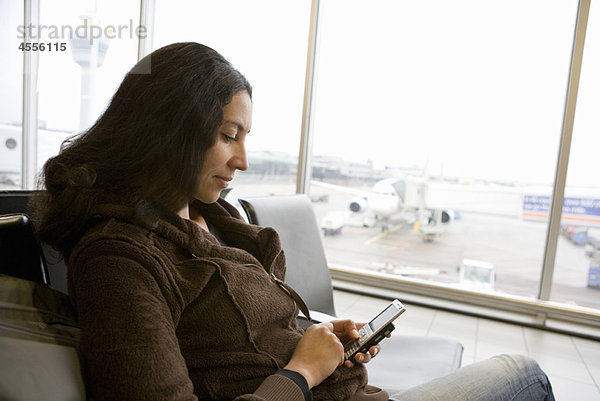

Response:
(387, 354), (555, 401)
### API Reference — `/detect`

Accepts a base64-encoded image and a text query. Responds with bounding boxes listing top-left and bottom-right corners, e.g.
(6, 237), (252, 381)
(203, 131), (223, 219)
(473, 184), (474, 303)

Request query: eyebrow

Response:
(222, 120), (250, 134)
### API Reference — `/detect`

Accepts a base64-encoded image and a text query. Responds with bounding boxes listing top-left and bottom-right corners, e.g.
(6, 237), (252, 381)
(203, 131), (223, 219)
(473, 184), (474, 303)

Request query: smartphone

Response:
(343, 299), (406, 361)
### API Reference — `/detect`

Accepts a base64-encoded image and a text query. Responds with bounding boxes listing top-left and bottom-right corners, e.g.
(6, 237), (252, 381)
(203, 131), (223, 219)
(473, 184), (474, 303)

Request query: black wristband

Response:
(275, 369), (313, 401)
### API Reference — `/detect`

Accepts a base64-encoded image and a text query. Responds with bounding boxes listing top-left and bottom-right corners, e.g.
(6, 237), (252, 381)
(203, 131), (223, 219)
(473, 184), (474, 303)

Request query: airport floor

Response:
(333, 289), (600, 400)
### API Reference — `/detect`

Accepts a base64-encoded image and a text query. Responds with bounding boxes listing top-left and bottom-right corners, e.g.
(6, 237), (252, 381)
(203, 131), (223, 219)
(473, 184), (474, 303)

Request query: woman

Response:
(33, 42), (554, 401)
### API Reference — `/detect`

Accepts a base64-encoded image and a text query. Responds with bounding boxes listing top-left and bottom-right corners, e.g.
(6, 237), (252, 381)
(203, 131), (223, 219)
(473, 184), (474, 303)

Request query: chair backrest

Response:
(0, 214), (50, 285)
(0, 190), (40, 215)
(238, 194), (336, 316)
(0, 190), (68, 294)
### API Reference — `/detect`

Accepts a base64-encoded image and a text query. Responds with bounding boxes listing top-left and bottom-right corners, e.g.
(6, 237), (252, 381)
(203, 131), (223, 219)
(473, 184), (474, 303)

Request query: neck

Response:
(178, 204), (209, 232)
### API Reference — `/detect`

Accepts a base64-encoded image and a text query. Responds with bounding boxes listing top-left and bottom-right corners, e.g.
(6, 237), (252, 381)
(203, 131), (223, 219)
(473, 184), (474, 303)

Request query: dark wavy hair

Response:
(31, 42), (252, 258)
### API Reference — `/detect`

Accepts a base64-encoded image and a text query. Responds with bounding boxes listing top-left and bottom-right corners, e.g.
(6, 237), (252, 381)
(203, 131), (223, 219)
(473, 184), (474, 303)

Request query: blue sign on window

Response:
(523, 195), (600, 219)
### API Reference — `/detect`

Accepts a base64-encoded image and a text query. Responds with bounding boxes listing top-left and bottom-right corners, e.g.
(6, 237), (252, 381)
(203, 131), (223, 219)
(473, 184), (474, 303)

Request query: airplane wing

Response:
(310, 180), (369, 197)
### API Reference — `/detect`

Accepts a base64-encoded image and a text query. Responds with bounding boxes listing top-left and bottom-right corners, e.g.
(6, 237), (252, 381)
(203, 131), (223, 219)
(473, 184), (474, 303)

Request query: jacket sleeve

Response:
(236, 374), (308, 401)
(69, 238), (306, 401)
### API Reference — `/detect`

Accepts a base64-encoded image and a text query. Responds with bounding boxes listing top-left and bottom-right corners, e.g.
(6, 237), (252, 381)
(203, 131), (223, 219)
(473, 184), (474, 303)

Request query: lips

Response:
(215, 176), (233, 188)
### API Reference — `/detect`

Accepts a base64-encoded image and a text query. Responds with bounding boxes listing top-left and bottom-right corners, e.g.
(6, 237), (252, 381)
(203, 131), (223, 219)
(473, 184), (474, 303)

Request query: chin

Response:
(195, 193), (220, 204)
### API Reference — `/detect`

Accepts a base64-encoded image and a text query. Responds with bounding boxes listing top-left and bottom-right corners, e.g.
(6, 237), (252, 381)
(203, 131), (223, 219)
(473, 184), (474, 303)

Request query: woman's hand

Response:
(331, 319), (384, 368)
(284, 322), (345, 388)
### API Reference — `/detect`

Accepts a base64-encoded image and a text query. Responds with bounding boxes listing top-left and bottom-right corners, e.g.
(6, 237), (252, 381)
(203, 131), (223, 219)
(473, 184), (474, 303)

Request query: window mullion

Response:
(539, 0), (591, 301)
(22, 0), (40, 189)
(296, 0), (321, 195)
(137, 0), (155, 61)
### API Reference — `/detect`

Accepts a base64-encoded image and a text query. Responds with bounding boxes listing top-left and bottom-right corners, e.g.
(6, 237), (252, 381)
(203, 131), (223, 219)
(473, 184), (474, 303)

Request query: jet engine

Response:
(441, 210), (455, 223)
(349, 197), (367, 213)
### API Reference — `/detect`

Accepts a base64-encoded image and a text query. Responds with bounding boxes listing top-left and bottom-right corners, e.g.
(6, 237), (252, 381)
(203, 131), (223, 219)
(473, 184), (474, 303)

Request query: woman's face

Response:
(195, 90), (252, 203)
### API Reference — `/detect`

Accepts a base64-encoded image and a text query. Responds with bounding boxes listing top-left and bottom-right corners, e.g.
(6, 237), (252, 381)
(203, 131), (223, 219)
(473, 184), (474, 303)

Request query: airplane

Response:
(312, 176), (454, 240)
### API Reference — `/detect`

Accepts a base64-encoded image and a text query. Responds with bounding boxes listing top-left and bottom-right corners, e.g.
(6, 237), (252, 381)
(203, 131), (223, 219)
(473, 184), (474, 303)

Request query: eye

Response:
(221, 133), (236, 143)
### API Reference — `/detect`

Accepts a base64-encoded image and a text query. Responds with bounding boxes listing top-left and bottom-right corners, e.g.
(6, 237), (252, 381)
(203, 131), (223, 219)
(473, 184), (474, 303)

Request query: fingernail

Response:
(352, 329), (359, 338)
(357, 355), (364, 362)
(373, 348), (379, 356)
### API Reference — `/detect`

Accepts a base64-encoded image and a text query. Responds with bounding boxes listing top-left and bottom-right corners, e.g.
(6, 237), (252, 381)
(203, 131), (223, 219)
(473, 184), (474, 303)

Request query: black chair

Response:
(239, 194), (464, 392)
(0, 190), (40, 215)
(0, 196), (86, 399)
(0, 190), (68, 294)
(0, 213), (50, 285)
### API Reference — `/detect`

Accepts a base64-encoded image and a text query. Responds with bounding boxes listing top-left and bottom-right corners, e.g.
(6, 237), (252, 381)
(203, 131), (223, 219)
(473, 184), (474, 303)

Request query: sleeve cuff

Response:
(252, 372), (310, 401)
(275, 369), (312, 401)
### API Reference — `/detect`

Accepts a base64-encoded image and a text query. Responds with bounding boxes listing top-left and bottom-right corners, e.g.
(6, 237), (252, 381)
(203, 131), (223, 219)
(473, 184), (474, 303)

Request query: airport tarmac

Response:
(228, 176), (600, 310)
(312, 189), (600, 310)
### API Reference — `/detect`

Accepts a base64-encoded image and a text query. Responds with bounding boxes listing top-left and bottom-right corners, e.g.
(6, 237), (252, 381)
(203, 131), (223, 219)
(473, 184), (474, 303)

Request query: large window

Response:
(309, 0), (587, 306)
(153, 0), (312, 206)
(553, 2), (600, 309)
(0, 0), (141, 189)
(7, 0), (599, 326)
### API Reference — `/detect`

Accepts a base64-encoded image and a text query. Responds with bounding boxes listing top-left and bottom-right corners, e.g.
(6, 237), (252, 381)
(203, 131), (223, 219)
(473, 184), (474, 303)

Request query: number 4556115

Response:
(19, 42), (67, 52)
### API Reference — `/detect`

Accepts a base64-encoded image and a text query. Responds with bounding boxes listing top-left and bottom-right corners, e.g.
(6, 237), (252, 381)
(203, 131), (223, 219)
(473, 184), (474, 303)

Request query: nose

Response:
(230, 142), (248, 172)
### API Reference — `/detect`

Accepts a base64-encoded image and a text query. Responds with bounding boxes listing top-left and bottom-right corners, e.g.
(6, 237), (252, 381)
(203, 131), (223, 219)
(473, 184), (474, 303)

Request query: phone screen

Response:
(369, 304), (398, 331)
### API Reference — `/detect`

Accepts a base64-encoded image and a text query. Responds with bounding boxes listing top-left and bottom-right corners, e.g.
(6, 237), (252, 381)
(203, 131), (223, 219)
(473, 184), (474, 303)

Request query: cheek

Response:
(217, 146), (235, 166)
(202, 147), (227, 172)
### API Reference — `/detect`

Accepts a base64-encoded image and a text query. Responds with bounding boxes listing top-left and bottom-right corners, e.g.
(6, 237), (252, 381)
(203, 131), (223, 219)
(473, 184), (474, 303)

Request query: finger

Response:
(353, 353), (371, 364)
(344, 359), (354, 368)
(369, 345), (380, 357)
(320, 321), (335, 332)
(333, 320), (359, 340)
(331, 320), (350, 333)
(342, 320), (358, 337)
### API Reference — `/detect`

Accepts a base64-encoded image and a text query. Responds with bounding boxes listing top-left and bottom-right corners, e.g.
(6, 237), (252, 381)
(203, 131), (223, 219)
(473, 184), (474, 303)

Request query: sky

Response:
(2, 0), (598, 188)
